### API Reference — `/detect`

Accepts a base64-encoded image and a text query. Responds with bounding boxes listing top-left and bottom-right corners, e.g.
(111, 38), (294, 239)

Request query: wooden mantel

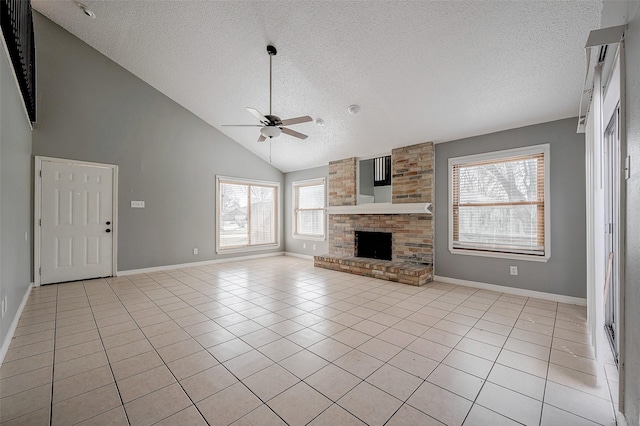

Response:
(327, 202), (432, 215)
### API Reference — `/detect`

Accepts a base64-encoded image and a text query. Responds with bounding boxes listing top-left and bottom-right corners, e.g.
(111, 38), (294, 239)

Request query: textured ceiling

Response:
(32, 1), (602, 173)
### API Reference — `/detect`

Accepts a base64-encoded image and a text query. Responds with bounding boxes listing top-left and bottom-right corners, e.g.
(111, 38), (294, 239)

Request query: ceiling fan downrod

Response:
(267, 45), (277, 116)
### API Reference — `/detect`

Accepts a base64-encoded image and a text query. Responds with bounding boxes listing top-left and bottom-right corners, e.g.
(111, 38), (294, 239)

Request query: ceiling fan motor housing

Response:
(264, 115), (282, 125)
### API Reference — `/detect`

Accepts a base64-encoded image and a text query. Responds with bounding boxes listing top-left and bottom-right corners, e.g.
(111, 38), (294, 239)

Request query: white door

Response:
(40, 160), (114, 284)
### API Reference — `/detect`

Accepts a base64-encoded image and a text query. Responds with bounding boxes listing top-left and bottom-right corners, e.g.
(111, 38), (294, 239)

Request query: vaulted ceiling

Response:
(32, 1), (602, 172)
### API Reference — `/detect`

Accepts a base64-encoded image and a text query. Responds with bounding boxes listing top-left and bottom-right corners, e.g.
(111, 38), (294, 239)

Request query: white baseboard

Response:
(433, 275), (587, 306)
(117, 252), (285, 276)
(284, 252), (315, 260)
(0, 283), (33, 367)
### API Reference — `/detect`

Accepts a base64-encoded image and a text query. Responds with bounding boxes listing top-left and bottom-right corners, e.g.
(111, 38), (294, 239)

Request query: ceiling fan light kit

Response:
(222, 45), (312, 143)
(260, 126), (281, 138)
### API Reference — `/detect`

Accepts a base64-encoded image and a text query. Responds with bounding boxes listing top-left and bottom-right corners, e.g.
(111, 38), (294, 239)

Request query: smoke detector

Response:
(348, 105), (361, 115)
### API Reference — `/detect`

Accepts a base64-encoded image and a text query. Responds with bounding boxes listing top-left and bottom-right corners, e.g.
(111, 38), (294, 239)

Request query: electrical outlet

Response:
(313, 244), (316, 251)
(303, 243), (306, 249)
(193, 248), (198, 255)
(131, 201), (145, 208)
(510, 266), (518, 276)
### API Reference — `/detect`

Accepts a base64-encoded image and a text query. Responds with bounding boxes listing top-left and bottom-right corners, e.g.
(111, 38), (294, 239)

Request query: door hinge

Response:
(39, 267), (41, 275)
(624, 155), (631, 180)
(39, 170), (42, 177)
(39, 219), (41, 226)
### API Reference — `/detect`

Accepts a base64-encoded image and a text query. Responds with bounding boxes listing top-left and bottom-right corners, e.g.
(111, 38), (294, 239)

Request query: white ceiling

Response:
(32, 0), (602, 173)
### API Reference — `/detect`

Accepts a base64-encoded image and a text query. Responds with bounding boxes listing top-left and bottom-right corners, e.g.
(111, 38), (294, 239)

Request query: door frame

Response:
(585, 41), (627, 412)
(34, 156), (118, 287)
(603, 105), (621, 363)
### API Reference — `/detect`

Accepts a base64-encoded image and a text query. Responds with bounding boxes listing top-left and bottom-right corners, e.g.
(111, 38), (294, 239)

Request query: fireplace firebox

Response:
(355, 231), (392, 261)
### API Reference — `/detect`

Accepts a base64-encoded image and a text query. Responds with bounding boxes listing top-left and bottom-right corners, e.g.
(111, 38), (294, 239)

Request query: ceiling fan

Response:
(223, 45), (312, 142)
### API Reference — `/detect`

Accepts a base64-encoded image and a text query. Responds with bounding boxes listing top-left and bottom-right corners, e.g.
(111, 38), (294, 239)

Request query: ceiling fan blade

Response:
(281, 127), (308, 140)
(280, 116), (313, 126)
(246, 107), (268, 124)
(257, 135), (266, 142)
(221, 124), (262, 127)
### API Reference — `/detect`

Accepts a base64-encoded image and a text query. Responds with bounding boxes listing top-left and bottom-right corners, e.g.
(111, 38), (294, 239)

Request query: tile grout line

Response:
(48, 284), (59, 426)
(144, 273), (290, 425)
(122, 272), (286, 426)
(154, 271), (550, 424)
(81, 278), (133, 426)
(450, 286), (515, 426)
(5, 258), (595, 426)
(152, 268), (436, 424)
(104, 275), (215, 426)
(542, 306), (612, 426)
(538, 303), (558, 426)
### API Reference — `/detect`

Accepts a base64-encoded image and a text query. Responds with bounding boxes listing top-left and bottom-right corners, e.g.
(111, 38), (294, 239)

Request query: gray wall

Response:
(32, 13), (284, 272)
(283, 165), (328, 256)
(434, 118), (586, 298)
(359, 159), (374, 196)
(374, 185), (391, 203)
(0, 46), (33, 349)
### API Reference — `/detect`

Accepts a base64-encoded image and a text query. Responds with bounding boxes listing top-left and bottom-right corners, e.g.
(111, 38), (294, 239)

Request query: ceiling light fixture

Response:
(315, 118), (325, 126)
(348, 105), (360, 115)
(75, 2), (96, 18)
(260, 126), (282, 138)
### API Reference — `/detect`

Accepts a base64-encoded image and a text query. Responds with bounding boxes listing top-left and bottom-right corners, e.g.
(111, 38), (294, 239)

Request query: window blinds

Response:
(452, 152), (545, 255)
(294, 180), (325, 238)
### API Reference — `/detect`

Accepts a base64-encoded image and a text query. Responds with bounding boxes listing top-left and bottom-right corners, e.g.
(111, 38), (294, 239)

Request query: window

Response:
(449, 144), (550, 261)
(216, 176), (279, 253)
(373, 155), (391, 186)
(293, 178), (326, 240)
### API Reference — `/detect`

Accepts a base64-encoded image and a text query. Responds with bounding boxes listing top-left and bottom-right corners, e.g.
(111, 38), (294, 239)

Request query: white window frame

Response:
(216, 175), (280, 254)
(292, 178), (326, 241)
(448, 144), (551, 262)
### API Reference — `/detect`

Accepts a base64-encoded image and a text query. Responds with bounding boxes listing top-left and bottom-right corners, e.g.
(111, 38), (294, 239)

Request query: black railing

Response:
(1, 0), (36, 122)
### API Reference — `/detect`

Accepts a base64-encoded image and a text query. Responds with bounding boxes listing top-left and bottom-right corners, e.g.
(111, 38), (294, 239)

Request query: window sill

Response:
(449, 248), (550, 263)
(292, 234), (326, 242)
(217, 243), (280, 255)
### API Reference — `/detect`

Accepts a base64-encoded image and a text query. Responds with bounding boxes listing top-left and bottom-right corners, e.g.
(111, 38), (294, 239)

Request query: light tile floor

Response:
(0, 257), (618, 425)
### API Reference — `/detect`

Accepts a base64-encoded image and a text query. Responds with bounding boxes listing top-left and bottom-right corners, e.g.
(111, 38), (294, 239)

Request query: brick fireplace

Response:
(314, 142), (434, 286)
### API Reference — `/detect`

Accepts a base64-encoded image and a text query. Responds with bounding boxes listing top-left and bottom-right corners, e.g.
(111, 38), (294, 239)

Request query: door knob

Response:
(106, 229), (111, 233)
(106, 221), (111, 225)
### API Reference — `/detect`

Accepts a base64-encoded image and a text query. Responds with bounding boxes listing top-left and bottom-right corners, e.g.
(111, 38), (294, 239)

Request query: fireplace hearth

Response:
(355, 231), (392, 261)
